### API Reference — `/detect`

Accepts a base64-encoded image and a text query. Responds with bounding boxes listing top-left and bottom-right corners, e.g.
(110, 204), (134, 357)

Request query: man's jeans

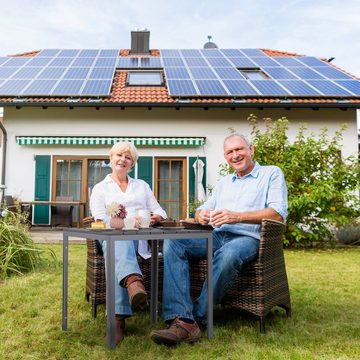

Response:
(161, 231), (259, 324)
(101, 240), (142, 316)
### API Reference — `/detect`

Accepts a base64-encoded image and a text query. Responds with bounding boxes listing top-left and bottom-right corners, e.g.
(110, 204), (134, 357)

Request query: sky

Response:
(0, 0), (359, 78)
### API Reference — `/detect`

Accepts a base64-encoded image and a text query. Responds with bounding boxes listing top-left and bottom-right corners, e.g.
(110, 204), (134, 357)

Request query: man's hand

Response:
(210, 209), (240, 227)
(196, 209), (211, 225)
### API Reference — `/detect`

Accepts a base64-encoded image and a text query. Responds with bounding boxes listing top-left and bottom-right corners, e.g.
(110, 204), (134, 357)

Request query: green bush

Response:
(0, 211), (57, 279)
(219, 115), (360, 247)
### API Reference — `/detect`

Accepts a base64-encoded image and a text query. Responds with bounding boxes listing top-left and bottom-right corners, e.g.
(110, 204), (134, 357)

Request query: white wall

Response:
(2, 105), (358, 201)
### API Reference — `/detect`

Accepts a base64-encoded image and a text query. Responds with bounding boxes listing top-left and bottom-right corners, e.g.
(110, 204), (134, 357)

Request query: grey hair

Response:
(109, 141), (139, 166)
(223, 133), (251, 148)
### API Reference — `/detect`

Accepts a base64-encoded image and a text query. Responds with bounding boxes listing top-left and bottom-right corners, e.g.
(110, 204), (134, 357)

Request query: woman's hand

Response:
(150, 213), (163, 226)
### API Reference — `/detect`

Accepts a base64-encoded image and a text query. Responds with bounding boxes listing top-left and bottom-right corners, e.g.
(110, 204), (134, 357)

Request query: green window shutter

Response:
(137, 156), (153, 189)
(128, 167), (135, 178)
(34, 155), (51, 224)
(188, 156), (207, 217)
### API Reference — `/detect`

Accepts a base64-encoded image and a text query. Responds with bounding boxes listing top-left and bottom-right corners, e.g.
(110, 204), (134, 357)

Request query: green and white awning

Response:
(16, 136), (205, 147)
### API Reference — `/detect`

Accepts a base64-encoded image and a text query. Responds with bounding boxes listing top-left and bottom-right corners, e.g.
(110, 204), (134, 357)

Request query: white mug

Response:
(138, 210), (151, 228)
(124, 217), (136, 229)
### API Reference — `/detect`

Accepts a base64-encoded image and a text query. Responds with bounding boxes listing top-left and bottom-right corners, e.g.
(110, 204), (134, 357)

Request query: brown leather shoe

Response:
(150, 317), (201, 345)
(115, 315), (125, 345)
(124, 274), (148, 310)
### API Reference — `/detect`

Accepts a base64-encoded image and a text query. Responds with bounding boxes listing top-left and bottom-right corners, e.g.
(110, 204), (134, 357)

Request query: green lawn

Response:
(0, 245), (359, 360)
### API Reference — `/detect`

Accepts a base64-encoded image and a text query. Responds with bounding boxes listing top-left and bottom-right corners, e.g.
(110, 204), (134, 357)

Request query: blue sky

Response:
(0, 0), (359, 77)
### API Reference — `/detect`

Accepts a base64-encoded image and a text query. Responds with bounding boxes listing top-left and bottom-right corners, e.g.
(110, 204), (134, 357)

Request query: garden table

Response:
(62, 227), (213, 349)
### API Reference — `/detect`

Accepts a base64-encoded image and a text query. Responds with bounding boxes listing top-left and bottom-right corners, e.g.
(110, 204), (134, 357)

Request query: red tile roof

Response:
(1, 48), (359, 107)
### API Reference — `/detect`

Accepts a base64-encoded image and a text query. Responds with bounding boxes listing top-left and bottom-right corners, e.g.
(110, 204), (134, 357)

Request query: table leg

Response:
(62, 233), (69, 330)
(207, 233), (213, 339)
(106, 239), (116, 349)
(150, 240), (159, 323)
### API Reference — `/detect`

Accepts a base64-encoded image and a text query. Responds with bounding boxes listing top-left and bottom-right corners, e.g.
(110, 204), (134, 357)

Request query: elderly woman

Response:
(90, 141), (167, 345)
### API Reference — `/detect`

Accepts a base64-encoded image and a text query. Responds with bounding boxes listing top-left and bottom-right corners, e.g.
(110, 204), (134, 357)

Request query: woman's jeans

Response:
(101, 240), (142, 316)
(162, 231), (259, 324)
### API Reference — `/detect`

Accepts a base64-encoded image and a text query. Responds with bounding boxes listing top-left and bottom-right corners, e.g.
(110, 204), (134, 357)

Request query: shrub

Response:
(219, 115), (360, 247)
(0, 211), (57, 279)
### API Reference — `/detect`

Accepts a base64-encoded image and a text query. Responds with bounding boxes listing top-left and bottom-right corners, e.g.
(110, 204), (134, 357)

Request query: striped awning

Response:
(16, 136), (205, 147)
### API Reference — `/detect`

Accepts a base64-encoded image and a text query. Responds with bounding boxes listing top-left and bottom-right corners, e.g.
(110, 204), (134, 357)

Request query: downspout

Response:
(0, 120), (7, 203)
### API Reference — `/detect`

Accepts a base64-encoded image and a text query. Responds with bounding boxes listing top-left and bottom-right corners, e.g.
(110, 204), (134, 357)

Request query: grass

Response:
(0, 245), (359, 360)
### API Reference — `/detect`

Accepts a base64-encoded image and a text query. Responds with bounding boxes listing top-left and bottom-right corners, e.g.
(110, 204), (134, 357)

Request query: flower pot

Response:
(110, 217), (124, 229)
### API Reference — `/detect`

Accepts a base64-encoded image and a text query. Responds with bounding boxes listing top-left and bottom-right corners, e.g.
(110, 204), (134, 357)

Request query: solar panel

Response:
(312, 66), (353, 80)
(272, 57), (301, 67)
(58, 49), (80, 57)
(22, 79), (57, 95)
(241, 49), (266, 57)
(223, 80), (259, 95)
(11, 67), (43, 79)
(37, 67), (67, 79)
(160, 49), (181, 57)
(89, 67), (115, 79)
(49, 57), (74, 67)
(118, 57), (139, 68)
(72, 57), (96, 67)
(195, 80), (228, 95)
(162, 58), (185, 67)
(306, 80), (353, 96)
(227, 57), (257, 68)
(213, 67), (245, 79)
(140, 58), (162, 68)
(181, 49), (202, 57)
(262, 67), (298, 79)
(79, 49), (100, 57)
(63, 67), (90, 79)
(37, 49), (61, 57)
(220, 49), (243, 57)
(206, 57), (232, 67)
(0, 79), (32, 95)
(335, 80), (360, 95)
(3, 57), (30, 66)
(0, 58), (10, 65)
(99, 49), (119, 57)
(81, 79), (113, 96)
(164, 67), (191, 79)
(189, 67), (217, 79)
(0, 67), (21, 78)
(251, 57), (279, 67)
(200, 49), (223, 57)
(26, 57), (53, 67)
(50, 79), (84, 95)
(94, 57), (117, 67)
(278, 80), (321, 96)
(296, 56), (328, 67)
(250, 80), (290, 95)
(167, 79), (198, 96)
(184, 57), (208, 67)
(290, 67), (325, 79)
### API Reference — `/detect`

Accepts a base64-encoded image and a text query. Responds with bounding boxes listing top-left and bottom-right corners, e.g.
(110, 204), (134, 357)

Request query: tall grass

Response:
(0, 211), (57, 279)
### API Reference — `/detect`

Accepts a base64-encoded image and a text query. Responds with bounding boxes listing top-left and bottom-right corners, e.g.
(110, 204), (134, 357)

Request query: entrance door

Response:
(155, 158), (187, 220)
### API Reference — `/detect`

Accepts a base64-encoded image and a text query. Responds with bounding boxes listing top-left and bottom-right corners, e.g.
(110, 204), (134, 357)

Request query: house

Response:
(0, 30), (359, 225)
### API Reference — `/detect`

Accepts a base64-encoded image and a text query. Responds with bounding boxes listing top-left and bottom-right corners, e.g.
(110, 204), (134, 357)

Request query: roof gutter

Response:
(0, 101), (359, 109)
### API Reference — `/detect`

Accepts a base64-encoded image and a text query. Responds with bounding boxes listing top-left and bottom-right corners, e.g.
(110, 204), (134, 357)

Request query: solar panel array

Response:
(0, 47), (359, 98)
(0, 49), (118, 97)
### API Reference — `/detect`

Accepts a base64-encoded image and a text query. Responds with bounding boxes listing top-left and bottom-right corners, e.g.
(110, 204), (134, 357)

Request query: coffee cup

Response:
(124, 217), (136, 229)
(138, 210), (151, 228)
(209, 210), (220, 228)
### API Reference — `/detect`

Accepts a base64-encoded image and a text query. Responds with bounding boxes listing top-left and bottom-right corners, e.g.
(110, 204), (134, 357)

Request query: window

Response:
(239, 68), (268, 80)
(127, 71), (163, 86)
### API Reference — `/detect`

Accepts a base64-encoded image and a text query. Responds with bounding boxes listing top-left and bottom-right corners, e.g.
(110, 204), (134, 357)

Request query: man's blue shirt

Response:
(198, 162), (288, 240)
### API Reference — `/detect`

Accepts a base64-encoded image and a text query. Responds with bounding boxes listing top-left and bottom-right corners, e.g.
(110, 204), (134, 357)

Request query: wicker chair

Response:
(84, 218), (291, 333)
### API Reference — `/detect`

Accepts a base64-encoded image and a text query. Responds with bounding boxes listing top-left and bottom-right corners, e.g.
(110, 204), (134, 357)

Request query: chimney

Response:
(131, 29), (150, 54)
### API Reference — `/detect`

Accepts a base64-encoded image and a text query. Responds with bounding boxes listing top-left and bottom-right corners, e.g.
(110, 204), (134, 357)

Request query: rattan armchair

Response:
(84, 218), (291, 333)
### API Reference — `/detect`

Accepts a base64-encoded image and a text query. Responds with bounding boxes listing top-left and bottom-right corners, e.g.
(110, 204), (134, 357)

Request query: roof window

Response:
(127, 71), (164, 86)
(239, 68), (268, 80)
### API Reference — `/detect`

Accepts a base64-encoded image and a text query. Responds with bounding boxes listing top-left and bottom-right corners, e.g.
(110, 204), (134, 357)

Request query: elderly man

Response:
(150, 133), (288, 345)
